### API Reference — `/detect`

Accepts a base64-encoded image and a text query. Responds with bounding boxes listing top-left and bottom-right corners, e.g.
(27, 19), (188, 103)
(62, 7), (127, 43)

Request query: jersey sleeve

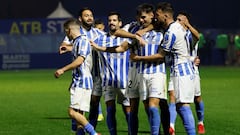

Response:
(161, 31), (176, 52)
(76, 36), (91, 58)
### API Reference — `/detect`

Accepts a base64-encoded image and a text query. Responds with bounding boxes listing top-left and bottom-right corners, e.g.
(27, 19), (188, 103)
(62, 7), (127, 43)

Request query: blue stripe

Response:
(184, 63), (190, 75)
(178, 64), (184, 76)
(169, 34), (176, 50)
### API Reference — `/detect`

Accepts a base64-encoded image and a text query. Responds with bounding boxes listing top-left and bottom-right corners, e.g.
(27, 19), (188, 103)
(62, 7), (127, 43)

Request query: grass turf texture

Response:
(0, 66), (239, 135)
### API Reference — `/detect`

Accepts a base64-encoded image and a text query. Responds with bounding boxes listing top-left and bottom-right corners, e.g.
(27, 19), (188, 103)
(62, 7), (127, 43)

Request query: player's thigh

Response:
(70, 87), (92, 112)
(173, 75), (195, 103)
(127, 68), (140, 98)
(92, 77), (102, 96)
(148, 72), (167, 99)
(194, 74), (201, 96)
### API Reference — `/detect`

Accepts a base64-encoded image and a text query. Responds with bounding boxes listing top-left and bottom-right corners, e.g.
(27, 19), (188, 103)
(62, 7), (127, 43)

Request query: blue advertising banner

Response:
(0, 18), (69, 34)
(0, 53), (72, 70)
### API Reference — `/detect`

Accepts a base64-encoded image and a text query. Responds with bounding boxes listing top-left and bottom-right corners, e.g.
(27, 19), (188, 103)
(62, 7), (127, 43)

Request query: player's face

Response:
(155, 9), (165, 24)
(95, 24), (105, 31)
(139, 12), (154, 28)
(64, 27), (73, 40)
(79, 10), (94, 27)
(108, 15), (122, 32)
(176, 14), (187, 29)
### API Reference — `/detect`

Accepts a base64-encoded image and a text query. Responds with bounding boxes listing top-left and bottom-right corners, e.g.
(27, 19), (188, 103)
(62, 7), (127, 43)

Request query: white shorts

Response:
(103, 86), (130, 106)
(194, 74), (201, 96)
(169, 74), (201, 97)
(139, 72), (167, 101)
(92, 77), (102, 96)
(172, 74), (195, 103)
(70, 87), (92, 112)
(126, 67), (140, 98)
(168, 76), (174, 91)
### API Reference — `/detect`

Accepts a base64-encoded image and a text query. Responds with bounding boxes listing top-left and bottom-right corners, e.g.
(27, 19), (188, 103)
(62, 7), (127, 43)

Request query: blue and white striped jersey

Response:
(63, 26), (105, 77)
(95, 33), (130, 88)
(138, 30), (166, 74)
(70, 35), (93, 89)
(187, 29), (200, 74)
(122, 21), (141, 69)
(161, 22), (194, 76)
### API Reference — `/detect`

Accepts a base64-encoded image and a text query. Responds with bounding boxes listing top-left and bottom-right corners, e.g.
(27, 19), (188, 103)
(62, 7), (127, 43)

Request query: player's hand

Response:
(135, 35), (147, 46)
(59, 45), (72, 54)
(194, 56), (200, 66)
(89, 40), (102, 51)
(130, 53), (139, 62)
(54, 69), (64, 78)
(136, 29), (146, 37)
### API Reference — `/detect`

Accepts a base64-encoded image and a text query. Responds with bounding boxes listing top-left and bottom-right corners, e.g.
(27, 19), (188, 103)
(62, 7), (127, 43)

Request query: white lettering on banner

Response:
(2, 54), (30, 69)
(46, 20), (65, 33)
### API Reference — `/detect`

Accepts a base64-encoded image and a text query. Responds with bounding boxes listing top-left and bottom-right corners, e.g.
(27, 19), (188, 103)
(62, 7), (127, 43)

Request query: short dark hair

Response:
(63, 18), (81, 29)
(156, 2), (174, 15)
(178, 11), (192, 22)
(136, 3), (154, 17)
(94, 19), (104, 25)
(108, 11), (122, 22)
(78, 7), (92, 17)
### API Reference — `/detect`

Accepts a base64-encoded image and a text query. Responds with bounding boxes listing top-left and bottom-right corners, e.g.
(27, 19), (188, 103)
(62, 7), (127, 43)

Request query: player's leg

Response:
(69, 108), (98, 135)
(168, 90), (177, 135)
(149, 73), (166, 135)
(118, 88), (131, 134)
(127, 68), (140, 135)
(194, 74), (205, 134)
(104, 86), (117, 135)
(89, 77), (102, 128)
(97, 102), (104, 121)
(174, 76), (196, 135)
(69, 88), (99, 135)
(89, 95), (101, 128)
(159, 99), (170, 135)
(129, 98), (139, 135)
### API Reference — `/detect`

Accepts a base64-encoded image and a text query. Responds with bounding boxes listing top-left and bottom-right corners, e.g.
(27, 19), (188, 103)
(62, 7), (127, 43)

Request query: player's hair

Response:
(108, 11), (122, 22)
(136, 3), (154, 17)
(94, 18), (104, 25)
(178, 11), (192, 22)
(63, 18), (81, 29)
(156, 2), (174, 15)
(78, 7), (92, 17)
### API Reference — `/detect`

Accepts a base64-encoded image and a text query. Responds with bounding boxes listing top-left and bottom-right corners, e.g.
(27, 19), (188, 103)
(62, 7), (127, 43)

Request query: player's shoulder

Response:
(92, 27), (106, 35)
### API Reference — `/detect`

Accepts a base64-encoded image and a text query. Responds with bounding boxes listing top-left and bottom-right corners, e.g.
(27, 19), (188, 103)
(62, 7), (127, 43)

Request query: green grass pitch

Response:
(0, 66), (240, 135)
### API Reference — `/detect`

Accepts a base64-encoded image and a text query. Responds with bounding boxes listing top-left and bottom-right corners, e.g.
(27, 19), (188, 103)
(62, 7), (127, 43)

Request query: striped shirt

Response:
(122, 21), (141, 69)
(137, 30), (166, 74)
(70, 35), (93, 89)
(95, 33), (130, 88)
(63, 26), (105, 77)
(161, 22), (194, 76)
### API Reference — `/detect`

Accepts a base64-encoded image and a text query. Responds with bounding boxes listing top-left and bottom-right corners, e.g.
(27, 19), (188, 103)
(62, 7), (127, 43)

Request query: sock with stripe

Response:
(169, 103), (177, 128)
(149, 107), (160, 135)
(106, 105), (116, 135)
(84, 123), (97, 135)
(177, 106), (196, 135)
(195, 101), (204, 123)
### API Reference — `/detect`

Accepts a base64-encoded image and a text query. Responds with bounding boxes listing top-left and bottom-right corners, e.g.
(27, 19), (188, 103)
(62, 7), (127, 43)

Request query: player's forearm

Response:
(61, 57), (84, 72)
(114, 29), (136, 39)
(134, 54), (164, 62)
(105, 46), (125, 53)
(187, 25), (200, 40)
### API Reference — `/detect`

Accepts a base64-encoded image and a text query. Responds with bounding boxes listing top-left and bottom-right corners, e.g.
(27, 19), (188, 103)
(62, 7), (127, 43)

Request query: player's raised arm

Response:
(130, 47), (165, 62)
(90, 40), (129, 53)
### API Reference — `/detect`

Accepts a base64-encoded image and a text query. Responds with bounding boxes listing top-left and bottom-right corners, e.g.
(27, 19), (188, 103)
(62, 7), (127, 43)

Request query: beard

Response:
(82, 20), (93, 28)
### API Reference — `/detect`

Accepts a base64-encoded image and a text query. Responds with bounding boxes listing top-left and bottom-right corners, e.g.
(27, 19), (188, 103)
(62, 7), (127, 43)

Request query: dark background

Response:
(1, 0), (240, 29)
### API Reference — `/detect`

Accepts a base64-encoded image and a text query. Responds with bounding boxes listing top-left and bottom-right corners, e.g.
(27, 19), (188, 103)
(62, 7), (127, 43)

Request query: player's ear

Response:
(78, 17), (82, 22)
(119, 21), (122, 27)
